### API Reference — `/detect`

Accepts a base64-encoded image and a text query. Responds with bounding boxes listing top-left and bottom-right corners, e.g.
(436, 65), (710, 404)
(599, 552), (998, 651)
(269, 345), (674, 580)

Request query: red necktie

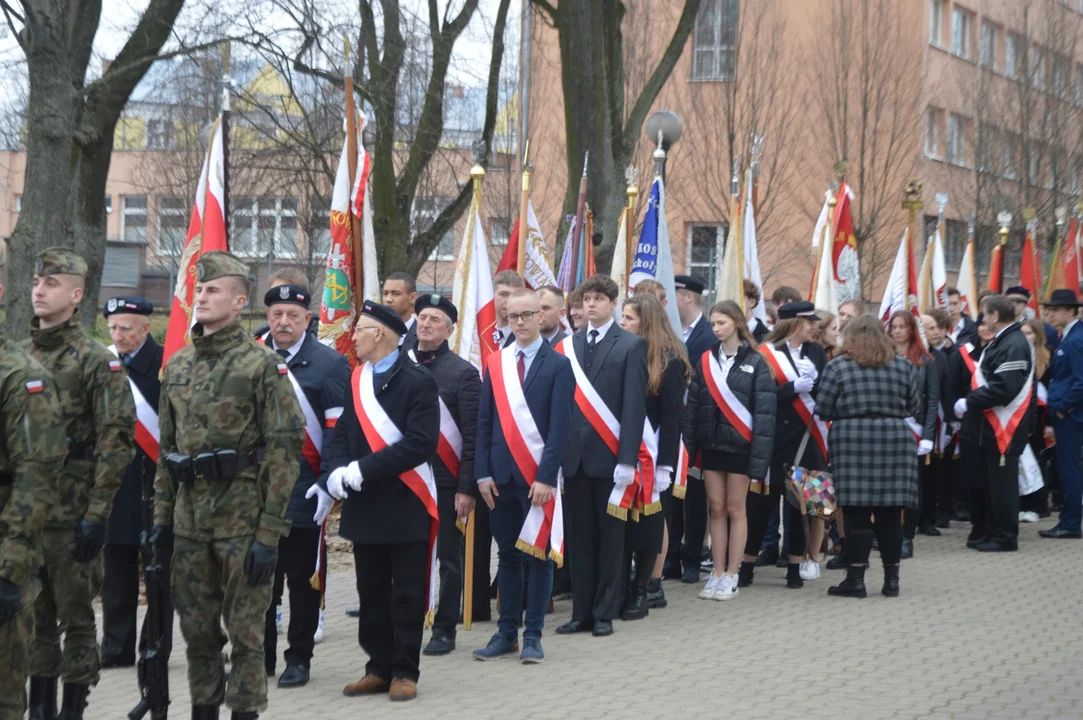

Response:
(517, 350), (526, 385)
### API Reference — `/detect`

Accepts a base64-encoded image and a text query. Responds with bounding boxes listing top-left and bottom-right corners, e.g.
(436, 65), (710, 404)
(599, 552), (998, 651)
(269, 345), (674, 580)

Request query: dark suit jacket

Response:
(562, 324), (649, 477)
(545, 329), (569, 347)
(1049, 320), (1083, 422)
(106, 336), (164, 547)
(401, 318), (418, 351)
(646, 356), (685, 470)
(476, 341), (574, 488)
(684, 314), (714, 362)
(952, 314), (979, 348)
(771, 341), (828, 469)
(321, 351), (439, 545)
(418, 343), (482, 493)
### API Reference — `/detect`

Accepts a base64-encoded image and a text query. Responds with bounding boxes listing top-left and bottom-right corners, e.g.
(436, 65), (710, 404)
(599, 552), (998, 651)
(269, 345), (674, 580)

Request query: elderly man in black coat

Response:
(100, 297), (173, 669)
(318, 302), (439, 703)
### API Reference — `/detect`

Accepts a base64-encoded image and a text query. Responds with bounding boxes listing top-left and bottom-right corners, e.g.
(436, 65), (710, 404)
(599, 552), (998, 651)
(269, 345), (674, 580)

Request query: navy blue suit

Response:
(476, 341), (574, 641)
(684, 315), (714, 366)
(675, 314), (714, 573)
(1049, 321), (1083, 531)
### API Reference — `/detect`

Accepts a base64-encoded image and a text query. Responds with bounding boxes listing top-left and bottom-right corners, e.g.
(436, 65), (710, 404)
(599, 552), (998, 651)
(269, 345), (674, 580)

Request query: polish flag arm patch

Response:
(25, 380), (44, 394)
(108, 360), (123, 372)
(277, 364), (289, 375)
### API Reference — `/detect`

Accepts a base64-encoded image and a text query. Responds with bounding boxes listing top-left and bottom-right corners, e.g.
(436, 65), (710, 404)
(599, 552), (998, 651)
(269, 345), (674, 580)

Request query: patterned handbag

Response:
(784, 430), (836, 519)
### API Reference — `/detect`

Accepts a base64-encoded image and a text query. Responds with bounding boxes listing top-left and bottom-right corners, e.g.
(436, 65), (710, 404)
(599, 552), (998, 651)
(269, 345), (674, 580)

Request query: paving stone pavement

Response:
(88, 518), (1082, 720)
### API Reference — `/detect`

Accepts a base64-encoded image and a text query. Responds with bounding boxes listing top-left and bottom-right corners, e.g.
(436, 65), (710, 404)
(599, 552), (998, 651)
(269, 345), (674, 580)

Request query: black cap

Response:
(778, 301), (818, 320)
(1041, 289), (1081, 308)
(414, 293), (458, 324)
(1005, 286), (1031, 302)
(103, 296), (153, 318)
(264, 284), (311, 309)
(674, 275), (705, 295)
(360, 300), (408, 336)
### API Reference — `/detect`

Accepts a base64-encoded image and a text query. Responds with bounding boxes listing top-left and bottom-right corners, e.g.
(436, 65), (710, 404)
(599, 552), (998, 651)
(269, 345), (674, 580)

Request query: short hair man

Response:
(259, 284), (350, 688)
(536, 285), (567, 346)
(383, 272), (419, 347)
(946, 286), (978, 346)
(837, 300), (862, 327)
(771, 286), (802, 307)
(493, 270), (526, 348)
(24, 248), (136, 719)
(474, 288), (574, 662)
(269, 268), (310, 291)
(744, 279), (769, 342)
(150, 251), (305, 718)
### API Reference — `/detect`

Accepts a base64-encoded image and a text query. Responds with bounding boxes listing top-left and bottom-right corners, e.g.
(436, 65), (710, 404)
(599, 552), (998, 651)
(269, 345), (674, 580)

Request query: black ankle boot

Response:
(620, 588), (649, 621)
(826, 539), (846, 570)
(828, 565), (868, 598)
(29, 676), (57, 720)
(882, 564), (900, 597)
(192, 706), (220, 720)
(645, 578), (667, 608)
(57, 683), (89, 720)
(786, 563), (804, 589)
(737, 561), (754, 587)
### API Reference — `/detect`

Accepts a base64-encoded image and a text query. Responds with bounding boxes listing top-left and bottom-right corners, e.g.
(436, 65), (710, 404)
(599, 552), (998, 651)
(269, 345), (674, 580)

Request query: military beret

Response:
(360, 300), (407, 336)
(414, 293), (458, 324)
(35, 247), (87, 278)
(674, 274), (705, 295)
(1005, 286), (1031, 302)
(264, 284), (311, 309)
(778, 301), (818, 320)
(196, 251), (249, 283)
(103, 296), (153, 318)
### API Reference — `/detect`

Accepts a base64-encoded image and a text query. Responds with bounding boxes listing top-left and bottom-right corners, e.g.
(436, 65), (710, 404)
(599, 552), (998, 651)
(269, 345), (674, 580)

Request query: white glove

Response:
(654, 466), (673, 494)
(326, 461), (362, 500)
(949, 421), (961, 434)
(794, 356), (817, 380)
(953, 398), (968, 418)
(613, 463), (636, 490)
(343, 460), (363, 491)
(917, 439), (934, 456)
(306, 483), (335, 524)
(793, 376), (815, 394)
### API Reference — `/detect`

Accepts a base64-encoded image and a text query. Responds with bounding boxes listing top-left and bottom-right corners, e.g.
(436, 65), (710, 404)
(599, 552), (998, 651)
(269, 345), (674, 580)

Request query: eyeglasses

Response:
(507, 311), (536, 323)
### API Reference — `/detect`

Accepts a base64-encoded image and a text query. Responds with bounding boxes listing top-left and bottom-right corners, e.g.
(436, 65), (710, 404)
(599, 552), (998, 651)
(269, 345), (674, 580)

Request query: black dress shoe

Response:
(918, 525), (942, 537)
(422, 633), (456, 655)
(1039, 526), (1083, 539)
(974, 540), (1017, 552)
(966, 534), (986, 549)
(680, 566), (700, 583)
(277, 664), (310, 688)
(754, 547), (779, 567)
(556, 619), (592, 634)
(591, 620), (614, 637)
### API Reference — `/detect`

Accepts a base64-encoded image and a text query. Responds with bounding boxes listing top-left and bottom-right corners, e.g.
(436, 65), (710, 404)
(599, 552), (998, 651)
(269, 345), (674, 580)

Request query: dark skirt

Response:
(626, 488), (670, 553)
(701, 449), (750, 475)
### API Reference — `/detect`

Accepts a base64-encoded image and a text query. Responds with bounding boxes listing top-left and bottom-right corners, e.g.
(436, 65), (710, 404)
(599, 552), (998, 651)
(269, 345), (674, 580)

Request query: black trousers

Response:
(961, 440), (1020, 546)
(353, 541), (428, 682)
(744, 481), (806, 558)
(264, 526), (322, 671)
(566, 470), (625, 623)
(679, 474), (707, 571)
(904, 455), (942, 538)
(471, 498), (493, 617)
(101, 543), (173, 665)
(433, 487), (465, 637)
(843, 506), (903, 566)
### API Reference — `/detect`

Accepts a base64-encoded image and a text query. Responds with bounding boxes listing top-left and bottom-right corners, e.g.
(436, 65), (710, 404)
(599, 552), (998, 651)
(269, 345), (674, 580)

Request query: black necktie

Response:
(121, 353), (132, 366)
(276, 349), (289, 361)
(416, 349), (436, 365)
(585, 329), (600, 370)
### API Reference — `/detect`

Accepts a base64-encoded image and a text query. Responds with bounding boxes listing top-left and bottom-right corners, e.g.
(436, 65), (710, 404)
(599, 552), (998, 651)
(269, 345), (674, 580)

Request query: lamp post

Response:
(645, 110), (683, 182)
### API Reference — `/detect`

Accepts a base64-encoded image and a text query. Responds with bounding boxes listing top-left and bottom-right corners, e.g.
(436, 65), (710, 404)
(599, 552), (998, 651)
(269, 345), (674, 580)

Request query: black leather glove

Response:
(243, 540), (278, 587)
(142, 524), (173, 553)
(0, 576), (23, 625)
(74, 518), (107, 562)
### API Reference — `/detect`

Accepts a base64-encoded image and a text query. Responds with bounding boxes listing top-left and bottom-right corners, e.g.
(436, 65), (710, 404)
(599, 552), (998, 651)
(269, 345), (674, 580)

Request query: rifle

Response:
(130, 462), (170, 720)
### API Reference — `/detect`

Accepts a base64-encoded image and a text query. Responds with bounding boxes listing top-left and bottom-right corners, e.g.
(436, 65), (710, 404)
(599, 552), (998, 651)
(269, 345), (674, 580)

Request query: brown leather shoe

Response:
(389, 678), (417, 702)
(342, 674), (390, 697)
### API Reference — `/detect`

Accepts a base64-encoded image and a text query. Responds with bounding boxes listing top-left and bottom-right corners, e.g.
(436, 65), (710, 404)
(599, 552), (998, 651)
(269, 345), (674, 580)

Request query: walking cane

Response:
(464, 509), (475, 631)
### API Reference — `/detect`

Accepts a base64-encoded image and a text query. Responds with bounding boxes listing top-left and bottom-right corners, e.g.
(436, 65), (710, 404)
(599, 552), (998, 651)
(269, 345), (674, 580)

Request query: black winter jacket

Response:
(684, 342), (777, 480)
(959, 322), (1034, 457)
(412, 341), (481, 494)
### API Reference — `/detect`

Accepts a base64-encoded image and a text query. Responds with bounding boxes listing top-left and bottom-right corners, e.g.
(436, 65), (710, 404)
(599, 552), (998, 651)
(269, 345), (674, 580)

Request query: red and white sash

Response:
(260, 334), (331, 476)
(702, 350), (753, 441)
(108, 346), (159, 462)
(673, 440), (690, 499)
(904, 416), (923, 442)
(487, 346), (564, 565)
(633, 423), (660, 519)
(959, 343), (1034, 457)
(436, 397), (463, 479)
(762, 344), (830, 460)
(352, 363), (440, 617)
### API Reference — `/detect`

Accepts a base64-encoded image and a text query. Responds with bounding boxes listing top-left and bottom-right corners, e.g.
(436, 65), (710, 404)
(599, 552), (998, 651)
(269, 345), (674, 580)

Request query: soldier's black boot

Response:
(828, 565), (868, 598)
(56, 683), (89, 720)
(882, 564), (900, 598)
(192, 706), (220, 720)
(231, 712), (258, 720)
(28, 676), (57, 720)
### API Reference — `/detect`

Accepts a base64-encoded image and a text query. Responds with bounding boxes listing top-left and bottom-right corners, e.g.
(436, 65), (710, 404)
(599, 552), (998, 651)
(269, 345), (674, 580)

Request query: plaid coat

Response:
(816, 355), (924, 508)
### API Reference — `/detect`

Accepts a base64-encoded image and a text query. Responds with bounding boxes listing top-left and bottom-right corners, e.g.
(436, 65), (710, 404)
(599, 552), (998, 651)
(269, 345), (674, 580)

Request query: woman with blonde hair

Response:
(1019, 316), (1052, 521)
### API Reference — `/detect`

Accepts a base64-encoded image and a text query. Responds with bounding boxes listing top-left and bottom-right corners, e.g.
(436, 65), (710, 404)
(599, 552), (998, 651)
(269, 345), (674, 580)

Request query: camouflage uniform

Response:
(154, 251), (304, 714)
(22, 248), (135, 698)
(0, 331), (65, 720)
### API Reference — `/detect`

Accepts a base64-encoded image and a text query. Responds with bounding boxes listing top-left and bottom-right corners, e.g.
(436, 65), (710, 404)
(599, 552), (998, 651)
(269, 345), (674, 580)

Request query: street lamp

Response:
(645, 110), (683, 181)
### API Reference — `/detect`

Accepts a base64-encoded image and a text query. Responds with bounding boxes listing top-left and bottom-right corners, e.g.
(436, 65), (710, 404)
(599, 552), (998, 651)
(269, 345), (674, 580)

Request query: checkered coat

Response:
(815, 355), (924, 508)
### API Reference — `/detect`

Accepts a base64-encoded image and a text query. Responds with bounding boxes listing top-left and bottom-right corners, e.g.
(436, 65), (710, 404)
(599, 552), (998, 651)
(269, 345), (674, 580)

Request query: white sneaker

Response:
(313, 609), (325, 644)
(713, 573), (739, 601)
(799, 559), (821, 581)
(275, 605), (283, 634)
(1019, 511), (1040, 523)
(698, 573), (721, 599)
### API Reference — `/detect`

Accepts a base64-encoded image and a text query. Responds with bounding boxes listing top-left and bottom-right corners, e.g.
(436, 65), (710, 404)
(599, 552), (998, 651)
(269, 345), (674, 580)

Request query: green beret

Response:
(34, 247), (87, 278)
(196, 251), (249, 283)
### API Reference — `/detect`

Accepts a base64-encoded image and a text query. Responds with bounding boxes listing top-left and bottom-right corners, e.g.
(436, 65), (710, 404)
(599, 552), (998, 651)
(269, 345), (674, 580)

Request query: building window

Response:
(489, 217), (510, 246)
(231, 197), (299, 259)
(691, 0), (738, 82)
(416, 196), (455, 260)
(105, 195), (112, 213)
(1003, 134), (1018, 180)
(146, 119), (176, 150)
(1031, 46), (1045, 90)
(687, 223), (725, 296)
(946, 114), (966, 165)
(307, 196), (332, 261)
(951, 7), (971, 59)
(1006, 33), (1022, 79)
(121, 196), (148, 244)
(929, 0), (943, 45)
(980, 21), (997, 69)
(977, 124), (996, 173)
(925, 107), (940, 158)
(157, 196), (188, 256)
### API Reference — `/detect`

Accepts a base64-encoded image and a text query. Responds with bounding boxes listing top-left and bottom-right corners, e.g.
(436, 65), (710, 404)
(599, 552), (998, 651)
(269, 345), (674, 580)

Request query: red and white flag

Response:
(495, 200), (558, 290)
(108, 346), (159, 462)
(956, 240), (979, 320)
(878, 227), (921, 327)
(451, 194), (497, 370)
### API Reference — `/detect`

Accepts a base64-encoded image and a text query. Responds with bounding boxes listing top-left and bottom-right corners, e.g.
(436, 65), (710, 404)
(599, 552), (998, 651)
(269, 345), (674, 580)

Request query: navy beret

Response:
(103, 296), (153, 318)
(778, 301), (817, 320)
(414, 293), (458, 324)
(674, 274), (706, 294)
(361, 300), (408, 336)
(265, 284), (311, 309)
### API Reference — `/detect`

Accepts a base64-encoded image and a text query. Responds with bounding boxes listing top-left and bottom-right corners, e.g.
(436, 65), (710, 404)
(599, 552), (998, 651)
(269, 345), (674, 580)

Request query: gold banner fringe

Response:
(514, 538), (548, 560)
(749, 482), (764, 495)
(629, 508), (641, 523)
(309, 571), (321, 592)
(672, 485), (687, 499)
(548, 548), (564, 568)
(640, 500), (663, 516)
(456, 518), (466, 535)
(424, 608), (435, 629)
(607, 504), (628, 521)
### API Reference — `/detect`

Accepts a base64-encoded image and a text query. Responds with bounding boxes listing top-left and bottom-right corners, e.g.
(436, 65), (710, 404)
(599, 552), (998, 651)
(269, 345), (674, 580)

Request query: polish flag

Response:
(451, 196), (497, 370)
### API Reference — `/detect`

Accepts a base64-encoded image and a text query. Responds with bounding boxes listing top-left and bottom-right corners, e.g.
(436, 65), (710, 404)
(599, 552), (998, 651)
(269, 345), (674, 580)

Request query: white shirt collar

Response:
(272, 333), (306, 363)
(682, 314), (701, 340)
(1063, 318), (1079, 338)
(515, 334), (545, 357)
(587, 317), (614, 339)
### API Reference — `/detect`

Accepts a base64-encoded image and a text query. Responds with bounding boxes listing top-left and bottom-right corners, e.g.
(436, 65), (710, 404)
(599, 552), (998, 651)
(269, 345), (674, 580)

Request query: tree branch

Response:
(0, 1), (23, 50)
(529, 0), (557, 26)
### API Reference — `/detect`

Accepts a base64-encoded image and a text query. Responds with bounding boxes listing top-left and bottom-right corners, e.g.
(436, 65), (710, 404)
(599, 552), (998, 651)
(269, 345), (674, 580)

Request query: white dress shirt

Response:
(587, 317), (614, 344)
(681, 314), (701, 343)
(272, 334), (306, 363)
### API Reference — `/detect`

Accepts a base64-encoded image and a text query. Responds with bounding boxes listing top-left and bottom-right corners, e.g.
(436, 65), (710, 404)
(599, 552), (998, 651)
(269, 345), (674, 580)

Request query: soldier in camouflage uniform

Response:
(148, 251), (304, 720)
(23, 248), (136, 720)
(0, 277), (67, 720)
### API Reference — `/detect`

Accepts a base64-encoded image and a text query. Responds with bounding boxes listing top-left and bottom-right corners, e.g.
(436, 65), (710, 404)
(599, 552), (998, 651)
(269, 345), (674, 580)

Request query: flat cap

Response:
(674, 274), (705, 295)
(35, 247), (87, 278)
(264, 284), (311, 309)
(360, 300), (407, 336)
(414, 293), (458, 324)
(778, 301), (818, 320)
(104, 296), (153, 318)
(196, 251), (249, 283)
(1005, 286), (1031, 302)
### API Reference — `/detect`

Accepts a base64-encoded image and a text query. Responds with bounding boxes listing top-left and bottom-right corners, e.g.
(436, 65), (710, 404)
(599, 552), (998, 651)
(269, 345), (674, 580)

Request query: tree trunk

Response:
(68, 135), (116, 324)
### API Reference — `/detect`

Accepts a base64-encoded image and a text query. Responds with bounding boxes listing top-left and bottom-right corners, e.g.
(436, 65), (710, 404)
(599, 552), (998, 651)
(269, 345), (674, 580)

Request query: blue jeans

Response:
(1053, 416), (1083, 532)
(488, 482), (554, 641)
(760, 494), (791, 553)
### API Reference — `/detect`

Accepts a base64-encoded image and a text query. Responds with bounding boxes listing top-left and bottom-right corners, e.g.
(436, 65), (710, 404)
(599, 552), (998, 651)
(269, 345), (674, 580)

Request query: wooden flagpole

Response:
(516, 140), (531, 275)
(345, 38), (364, 313)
